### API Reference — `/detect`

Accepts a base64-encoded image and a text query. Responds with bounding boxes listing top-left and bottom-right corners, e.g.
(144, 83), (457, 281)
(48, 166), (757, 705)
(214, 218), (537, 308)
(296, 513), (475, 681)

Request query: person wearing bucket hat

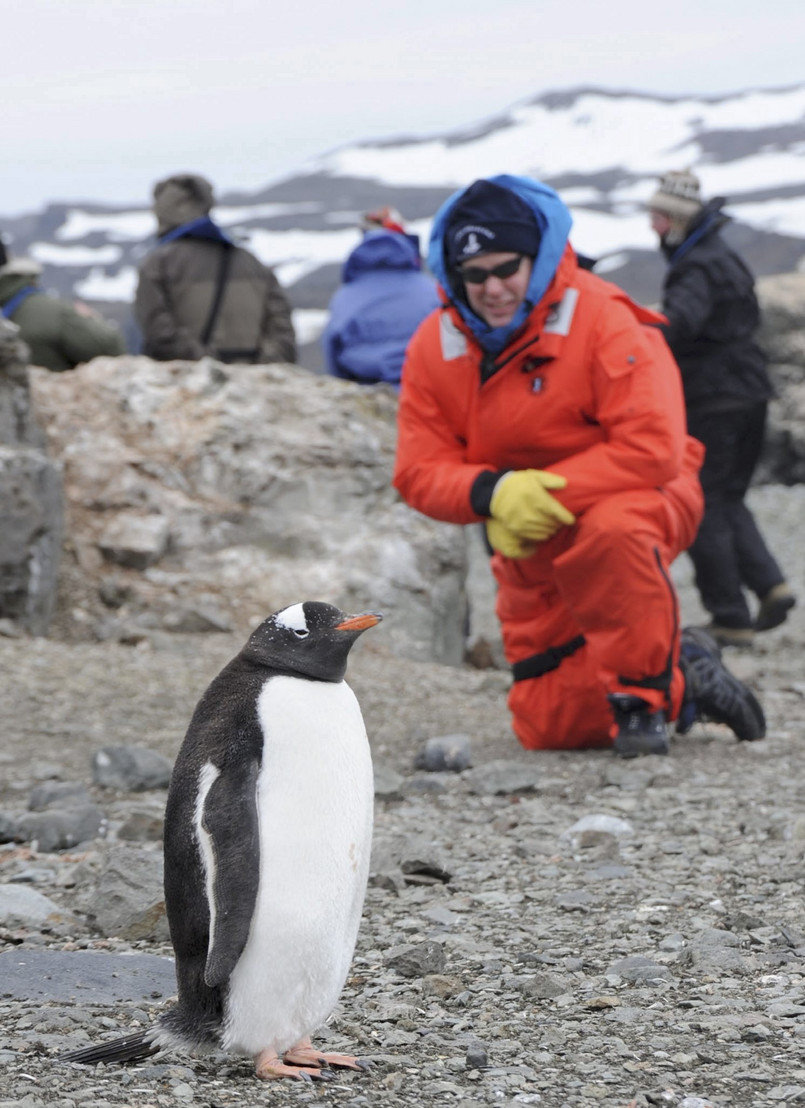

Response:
(649, 170), (796, 647)
(135, 173), (296, 366)
(393, 174), (766, 758)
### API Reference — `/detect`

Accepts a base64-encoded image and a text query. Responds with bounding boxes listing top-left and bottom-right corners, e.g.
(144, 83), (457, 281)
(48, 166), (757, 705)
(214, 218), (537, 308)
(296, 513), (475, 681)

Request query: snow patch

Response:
(56, 210), (153, 242)
(74, 266), (138, 301)
(292, 309), (329, 346)
(30, 242), (122, 267)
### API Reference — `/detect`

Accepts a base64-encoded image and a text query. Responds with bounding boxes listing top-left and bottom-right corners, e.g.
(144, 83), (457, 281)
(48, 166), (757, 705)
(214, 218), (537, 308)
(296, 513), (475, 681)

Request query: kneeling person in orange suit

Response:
(393, 175), (765, 756)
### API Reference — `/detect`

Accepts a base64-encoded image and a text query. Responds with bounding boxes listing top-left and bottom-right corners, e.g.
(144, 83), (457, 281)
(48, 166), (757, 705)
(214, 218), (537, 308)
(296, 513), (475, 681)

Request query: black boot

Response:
(755, 583), (796, 632)
(678, 627), (766, 741)
(609, 695), (669, 759)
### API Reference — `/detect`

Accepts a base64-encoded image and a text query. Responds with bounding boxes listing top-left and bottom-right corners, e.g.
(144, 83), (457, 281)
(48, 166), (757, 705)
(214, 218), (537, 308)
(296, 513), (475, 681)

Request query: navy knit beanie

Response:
(445, 179), (541, 266)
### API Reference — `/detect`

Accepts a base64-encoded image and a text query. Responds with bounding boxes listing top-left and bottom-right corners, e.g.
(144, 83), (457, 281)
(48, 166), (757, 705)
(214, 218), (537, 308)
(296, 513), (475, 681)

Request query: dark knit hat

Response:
(648, 170), (703, 221)
(445, 179), (540, 266)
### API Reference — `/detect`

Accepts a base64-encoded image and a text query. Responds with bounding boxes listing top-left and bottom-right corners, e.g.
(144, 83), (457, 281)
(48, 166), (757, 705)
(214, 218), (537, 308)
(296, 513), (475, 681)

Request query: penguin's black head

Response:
(242, 601), (383, 682)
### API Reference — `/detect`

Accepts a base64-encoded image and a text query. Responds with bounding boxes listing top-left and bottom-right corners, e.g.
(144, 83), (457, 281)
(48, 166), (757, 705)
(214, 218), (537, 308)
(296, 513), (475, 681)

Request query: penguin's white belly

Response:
(222, 676), (373, 1056)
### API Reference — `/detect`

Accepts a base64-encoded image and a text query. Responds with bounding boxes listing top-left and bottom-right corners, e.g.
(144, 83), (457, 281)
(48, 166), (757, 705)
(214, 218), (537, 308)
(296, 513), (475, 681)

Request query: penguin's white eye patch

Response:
(292, 628), (309, 639)
(275, 602), (308, 632)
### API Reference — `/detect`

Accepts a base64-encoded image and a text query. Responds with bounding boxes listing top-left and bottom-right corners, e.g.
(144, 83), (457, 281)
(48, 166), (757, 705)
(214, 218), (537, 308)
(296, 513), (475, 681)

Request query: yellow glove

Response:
(489, 469), (575, 542)
(485, 519), (537, 559)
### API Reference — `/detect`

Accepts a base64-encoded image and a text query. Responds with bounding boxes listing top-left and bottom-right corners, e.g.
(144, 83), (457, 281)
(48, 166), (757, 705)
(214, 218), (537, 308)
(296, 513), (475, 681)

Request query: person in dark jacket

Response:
(321, 207), (440, 387)
(649, 170), (795, 648)
(135, 174), (296, 365)
(0, 244), (125, 372)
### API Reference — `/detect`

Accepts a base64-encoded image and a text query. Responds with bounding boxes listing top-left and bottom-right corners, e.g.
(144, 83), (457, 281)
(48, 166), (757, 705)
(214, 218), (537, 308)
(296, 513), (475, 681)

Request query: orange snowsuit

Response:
(393, 245), (704, 750)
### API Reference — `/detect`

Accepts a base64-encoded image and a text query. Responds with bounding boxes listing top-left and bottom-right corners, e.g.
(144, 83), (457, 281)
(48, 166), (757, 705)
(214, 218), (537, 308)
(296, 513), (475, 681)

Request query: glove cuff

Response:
(470, 469), (508, 516)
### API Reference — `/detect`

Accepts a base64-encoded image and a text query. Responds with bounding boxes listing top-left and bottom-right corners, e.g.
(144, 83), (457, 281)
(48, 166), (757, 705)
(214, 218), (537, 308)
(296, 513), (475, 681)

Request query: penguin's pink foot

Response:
(283, 1036), (368, 1072)
(254, 1048), (332, 1081)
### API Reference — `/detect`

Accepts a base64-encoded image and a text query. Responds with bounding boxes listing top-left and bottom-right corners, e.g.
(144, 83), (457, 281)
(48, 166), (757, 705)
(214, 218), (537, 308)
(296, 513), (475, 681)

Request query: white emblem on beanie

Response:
(463, 232), (482, 255)
(454, 224), (496, 259)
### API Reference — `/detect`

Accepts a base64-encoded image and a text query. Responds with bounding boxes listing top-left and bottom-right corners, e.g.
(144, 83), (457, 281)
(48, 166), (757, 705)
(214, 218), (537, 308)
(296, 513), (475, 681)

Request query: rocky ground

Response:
(1, 487), (804, 1108)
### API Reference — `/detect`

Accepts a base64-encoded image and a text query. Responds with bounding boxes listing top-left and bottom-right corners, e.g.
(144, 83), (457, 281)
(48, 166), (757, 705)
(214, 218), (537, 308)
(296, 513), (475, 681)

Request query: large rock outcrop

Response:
(0, 321), (63, 635)
(23, 271), (805, 664)
(30, 356), (468, 664)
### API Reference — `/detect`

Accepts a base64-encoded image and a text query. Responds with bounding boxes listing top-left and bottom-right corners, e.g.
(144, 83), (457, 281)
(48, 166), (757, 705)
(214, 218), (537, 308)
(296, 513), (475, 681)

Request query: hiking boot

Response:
(755, 583), (796, 632)
(678, 627), (766, 741)
(705, 623), (755, 649)
(681, 625), (723, 661)
(609, 695), (669, 759)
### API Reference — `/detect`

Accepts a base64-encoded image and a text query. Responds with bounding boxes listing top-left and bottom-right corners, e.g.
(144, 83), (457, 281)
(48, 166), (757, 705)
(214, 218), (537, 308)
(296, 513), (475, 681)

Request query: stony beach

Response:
(1, 487), (804, 1108)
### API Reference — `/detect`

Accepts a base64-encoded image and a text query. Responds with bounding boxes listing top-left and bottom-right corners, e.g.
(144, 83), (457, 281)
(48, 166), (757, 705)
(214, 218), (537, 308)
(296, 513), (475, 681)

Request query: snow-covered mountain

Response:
(3, 85), (805, 367)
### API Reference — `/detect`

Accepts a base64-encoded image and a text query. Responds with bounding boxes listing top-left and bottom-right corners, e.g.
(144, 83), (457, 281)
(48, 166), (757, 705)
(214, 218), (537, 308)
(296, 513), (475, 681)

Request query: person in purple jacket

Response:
(321, 207), (440, 388)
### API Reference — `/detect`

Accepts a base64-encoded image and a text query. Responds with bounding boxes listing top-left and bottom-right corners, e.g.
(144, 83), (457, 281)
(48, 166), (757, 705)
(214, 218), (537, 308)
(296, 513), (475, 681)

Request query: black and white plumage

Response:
(63, 601), (381, 1081)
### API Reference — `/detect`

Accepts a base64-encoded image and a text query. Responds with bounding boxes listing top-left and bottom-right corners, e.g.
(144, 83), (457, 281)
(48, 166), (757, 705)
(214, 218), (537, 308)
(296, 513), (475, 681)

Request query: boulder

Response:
(758, 273), (805, 370)
(92, 744), (173, 791)
(0, 320), (63, 635)
(0, 447), (64, 633)
(28, 780), (92, 811)
(79, 844), (169, 941)
(757, 274), (805, 484)
(0, 883), (79, 932)
(15, 804), (104, 852)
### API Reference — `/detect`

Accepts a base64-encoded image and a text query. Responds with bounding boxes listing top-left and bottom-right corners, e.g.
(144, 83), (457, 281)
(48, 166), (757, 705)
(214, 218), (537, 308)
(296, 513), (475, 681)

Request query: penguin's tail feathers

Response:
(60, 1030), (159, 1066)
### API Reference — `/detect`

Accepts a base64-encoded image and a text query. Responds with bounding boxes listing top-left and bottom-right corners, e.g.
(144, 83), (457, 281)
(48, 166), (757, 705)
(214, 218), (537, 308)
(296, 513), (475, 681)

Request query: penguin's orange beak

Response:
(335, 612), (383, 632)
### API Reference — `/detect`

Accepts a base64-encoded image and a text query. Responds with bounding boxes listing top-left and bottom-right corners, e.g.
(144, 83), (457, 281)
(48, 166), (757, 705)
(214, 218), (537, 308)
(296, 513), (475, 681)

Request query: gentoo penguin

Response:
(62, 601), (380, 1081)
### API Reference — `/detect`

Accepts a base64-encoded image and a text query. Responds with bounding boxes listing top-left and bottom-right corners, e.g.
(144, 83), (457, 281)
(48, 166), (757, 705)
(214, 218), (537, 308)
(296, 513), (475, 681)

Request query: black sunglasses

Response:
(459, 255), (524, 285)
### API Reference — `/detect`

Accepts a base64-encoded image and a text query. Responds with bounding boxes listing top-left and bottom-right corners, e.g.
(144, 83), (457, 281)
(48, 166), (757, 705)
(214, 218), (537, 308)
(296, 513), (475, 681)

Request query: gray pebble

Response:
(15, 805), (104, 853)
(608, 956), (673, 985)
(92, 746), (172, 792)
(414, 734), (472, 773)
(385, 941), (446, 977)
(28, 781), (92, 812)
(465, 1041), (489, 1069)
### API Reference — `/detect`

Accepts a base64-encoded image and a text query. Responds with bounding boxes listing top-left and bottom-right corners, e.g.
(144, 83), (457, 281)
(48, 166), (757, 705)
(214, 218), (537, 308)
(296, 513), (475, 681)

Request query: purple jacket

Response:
(322, 230), (440, 386)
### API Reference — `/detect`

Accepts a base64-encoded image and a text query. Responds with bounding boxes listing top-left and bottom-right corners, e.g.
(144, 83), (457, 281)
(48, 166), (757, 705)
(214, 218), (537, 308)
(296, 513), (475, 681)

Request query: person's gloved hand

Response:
(485, 519), (537, 559)
(489, 470), (575, 542)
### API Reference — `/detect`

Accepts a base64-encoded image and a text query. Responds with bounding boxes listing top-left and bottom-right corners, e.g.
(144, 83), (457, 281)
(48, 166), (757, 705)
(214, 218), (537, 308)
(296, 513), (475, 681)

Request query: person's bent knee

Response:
(508, 670), (615, 751)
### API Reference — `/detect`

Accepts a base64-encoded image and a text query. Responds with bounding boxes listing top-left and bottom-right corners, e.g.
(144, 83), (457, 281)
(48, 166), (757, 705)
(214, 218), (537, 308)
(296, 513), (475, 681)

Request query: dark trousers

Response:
(686, 402), (784, 628)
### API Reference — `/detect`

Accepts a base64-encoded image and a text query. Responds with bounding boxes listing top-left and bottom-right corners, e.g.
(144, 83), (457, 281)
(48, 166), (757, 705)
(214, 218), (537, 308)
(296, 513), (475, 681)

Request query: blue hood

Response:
(158, 216), (234, 246)
(428, 174), (573, 354)
(343, 230), (422, 282)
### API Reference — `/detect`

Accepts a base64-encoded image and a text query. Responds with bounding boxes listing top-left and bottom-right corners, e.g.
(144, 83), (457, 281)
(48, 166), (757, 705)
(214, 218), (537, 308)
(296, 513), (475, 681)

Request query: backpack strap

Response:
(200, 243), (234, 348)
(1, 286), (41, 320)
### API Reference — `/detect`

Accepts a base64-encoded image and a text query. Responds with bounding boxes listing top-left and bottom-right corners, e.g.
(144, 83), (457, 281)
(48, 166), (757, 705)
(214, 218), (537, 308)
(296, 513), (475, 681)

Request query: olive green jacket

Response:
(0, 268), (125, 372)
(135, 238), (296, 365)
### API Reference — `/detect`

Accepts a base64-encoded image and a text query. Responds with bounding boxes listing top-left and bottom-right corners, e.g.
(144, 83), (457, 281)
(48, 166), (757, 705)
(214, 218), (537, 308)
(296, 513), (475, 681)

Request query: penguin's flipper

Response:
(201, 758), (261, 988)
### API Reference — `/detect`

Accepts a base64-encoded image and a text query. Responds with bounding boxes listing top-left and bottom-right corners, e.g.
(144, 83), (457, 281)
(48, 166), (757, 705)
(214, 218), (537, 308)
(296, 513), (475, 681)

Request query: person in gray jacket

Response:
(135, 174), (296, 365)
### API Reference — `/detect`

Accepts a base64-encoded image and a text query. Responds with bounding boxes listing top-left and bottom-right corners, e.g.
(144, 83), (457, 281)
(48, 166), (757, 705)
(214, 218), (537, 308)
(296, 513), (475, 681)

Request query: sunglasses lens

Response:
(460, 268), (486, 285)
(494, 257), (522, 280)
(461, 256), (522, 284)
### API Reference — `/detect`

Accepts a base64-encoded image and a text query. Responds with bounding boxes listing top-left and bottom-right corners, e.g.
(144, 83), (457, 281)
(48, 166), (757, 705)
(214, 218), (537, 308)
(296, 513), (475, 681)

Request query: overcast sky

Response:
(5, 0), (805, 216)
